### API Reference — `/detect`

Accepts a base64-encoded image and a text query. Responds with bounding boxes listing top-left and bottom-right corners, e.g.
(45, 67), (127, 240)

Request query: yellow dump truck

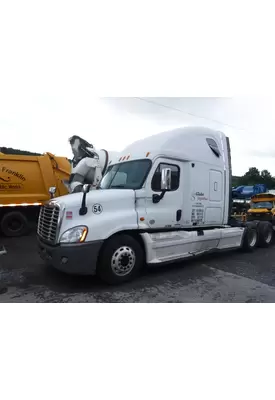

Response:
(246, 193), (275, 224)
(0, 152), (71, 236)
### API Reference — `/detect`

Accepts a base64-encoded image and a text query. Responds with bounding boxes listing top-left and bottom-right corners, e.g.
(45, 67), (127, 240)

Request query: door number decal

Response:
(92, 204), (103, 214)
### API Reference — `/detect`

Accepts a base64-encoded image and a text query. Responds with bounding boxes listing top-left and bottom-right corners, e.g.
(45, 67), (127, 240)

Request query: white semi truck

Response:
(37, 126), (273, 284)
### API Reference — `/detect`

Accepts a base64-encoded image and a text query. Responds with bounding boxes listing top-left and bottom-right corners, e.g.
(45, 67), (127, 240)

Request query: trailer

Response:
(232, 184), (267, 200)
(37, 126), (273, 284)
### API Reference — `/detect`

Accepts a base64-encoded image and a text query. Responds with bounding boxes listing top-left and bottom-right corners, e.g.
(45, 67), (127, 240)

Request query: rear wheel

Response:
(0, 211), (30, 237)
(97, 234), (144, 284)
(241, 225), (258, 252)
(257, 221), (273, 247)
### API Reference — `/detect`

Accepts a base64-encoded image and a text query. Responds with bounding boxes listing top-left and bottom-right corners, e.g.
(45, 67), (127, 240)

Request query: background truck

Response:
(231, 184), (267, 215)
(0, 152), (71, 237)
(246, 192), (275, 225)
(37, 126), (274, 285)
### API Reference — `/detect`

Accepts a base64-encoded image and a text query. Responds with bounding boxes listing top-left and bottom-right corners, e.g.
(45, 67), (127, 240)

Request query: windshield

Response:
(250, 201), (273, 209)
(100, 159), (151, 189)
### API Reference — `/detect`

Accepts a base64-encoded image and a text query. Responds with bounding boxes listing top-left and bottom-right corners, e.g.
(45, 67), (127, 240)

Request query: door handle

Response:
(176, 210), (182, 221)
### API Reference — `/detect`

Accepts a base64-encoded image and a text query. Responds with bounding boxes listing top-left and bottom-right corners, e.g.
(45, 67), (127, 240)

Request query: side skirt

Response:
(140, 227), (245, 264)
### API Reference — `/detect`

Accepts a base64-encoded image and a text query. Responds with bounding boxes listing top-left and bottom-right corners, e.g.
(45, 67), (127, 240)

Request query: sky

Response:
(1, 93), (275, 176)
(1, 1), (275, 176)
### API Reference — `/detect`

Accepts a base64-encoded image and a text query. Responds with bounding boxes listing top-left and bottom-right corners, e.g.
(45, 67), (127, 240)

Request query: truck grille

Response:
(37, 203), (60, 243)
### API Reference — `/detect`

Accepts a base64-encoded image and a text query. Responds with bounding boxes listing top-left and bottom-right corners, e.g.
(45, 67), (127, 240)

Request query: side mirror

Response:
(152, 168), (172, 204)
(83, 184), (91, 194)
(49, 186), (56, 198)
(161, 168), (172, 191)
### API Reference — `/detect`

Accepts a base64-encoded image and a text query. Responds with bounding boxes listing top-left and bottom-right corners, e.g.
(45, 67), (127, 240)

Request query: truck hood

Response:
(50, 189), (137, 242)
(51, 188), (135, 209)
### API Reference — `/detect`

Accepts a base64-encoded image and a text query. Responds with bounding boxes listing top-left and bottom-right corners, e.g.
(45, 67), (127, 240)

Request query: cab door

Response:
(144, 159), (183, 229)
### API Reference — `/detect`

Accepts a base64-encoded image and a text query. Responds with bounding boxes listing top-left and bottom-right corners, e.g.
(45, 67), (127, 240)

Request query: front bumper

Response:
(37, 236), (104, 275)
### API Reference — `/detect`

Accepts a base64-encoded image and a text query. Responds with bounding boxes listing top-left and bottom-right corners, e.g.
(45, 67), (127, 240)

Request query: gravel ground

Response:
(1, 233), (275, 302)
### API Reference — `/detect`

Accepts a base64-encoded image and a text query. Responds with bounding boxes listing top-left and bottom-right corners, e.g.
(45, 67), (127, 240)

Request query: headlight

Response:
(60, 226), (88, 243)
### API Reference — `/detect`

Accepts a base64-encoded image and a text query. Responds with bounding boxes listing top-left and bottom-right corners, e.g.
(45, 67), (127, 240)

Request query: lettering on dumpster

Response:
(0, 165), (25, 190)
(0, 166), (26, 181)
(0, 183), (22, 190)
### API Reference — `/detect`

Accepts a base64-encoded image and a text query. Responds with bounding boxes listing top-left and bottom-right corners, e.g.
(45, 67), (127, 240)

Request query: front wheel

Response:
(97, 234), (144, 285)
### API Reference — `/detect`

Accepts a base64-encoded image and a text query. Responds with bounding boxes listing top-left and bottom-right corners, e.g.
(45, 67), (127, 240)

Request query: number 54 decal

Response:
(92, 203), (103, 214)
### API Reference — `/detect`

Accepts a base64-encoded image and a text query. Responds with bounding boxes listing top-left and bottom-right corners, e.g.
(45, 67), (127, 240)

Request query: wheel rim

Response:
(111, 246), (136, 276)
(248, 229), (257, 247)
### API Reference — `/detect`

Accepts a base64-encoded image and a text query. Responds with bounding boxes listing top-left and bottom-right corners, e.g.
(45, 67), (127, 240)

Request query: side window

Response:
(206, 138), (221, 157)
(151, 163), (180, 192)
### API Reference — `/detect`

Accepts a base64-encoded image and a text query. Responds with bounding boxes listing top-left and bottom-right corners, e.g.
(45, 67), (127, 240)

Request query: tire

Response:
(97, 234), (144, 285)
(0, 211), (30, 237)
(240, 226), (258, 252)
(257, 221), (273, 248)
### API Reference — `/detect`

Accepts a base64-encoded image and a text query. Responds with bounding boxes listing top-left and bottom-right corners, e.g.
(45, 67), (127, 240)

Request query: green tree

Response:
(240, 167), (261, 185)
(260, 169), (275, 188)
(233, 167), (275, 189)
(232, 175), (241, 187)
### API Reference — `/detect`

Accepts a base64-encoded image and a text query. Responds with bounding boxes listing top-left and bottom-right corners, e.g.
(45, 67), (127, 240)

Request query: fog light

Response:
(61, 257), (68, 264)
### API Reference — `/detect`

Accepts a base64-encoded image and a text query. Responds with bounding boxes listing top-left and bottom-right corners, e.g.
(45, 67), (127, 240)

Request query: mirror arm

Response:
(152, 190), (167, 204)
(79, 192), (88, 215)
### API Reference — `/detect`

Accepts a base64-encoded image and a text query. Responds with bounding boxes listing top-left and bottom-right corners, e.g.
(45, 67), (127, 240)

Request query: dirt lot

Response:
(1, 233), (275, 302)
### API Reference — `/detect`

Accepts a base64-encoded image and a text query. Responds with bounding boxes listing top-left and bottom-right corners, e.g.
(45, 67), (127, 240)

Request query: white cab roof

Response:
(118, 126), (226, 165)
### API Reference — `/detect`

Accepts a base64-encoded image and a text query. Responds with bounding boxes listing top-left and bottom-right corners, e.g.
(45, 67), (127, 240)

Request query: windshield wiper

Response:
(110, 185), (127, 188)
